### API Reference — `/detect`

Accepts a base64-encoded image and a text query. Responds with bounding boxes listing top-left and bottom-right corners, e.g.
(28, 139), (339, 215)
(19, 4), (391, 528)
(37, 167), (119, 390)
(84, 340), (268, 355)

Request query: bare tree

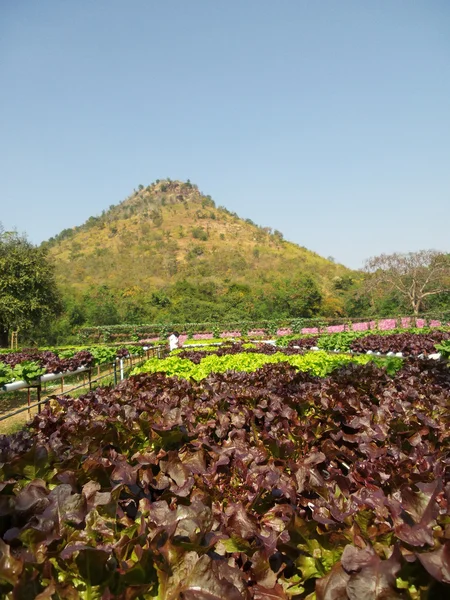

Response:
(363, 250), (450, 316)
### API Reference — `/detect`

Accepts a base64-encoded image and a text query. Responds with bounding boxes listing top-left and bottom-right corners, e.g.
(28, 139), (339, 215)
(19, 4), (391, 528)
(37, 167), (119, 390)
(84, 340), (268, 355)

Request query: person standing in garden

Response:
(168, 331), (180, 351)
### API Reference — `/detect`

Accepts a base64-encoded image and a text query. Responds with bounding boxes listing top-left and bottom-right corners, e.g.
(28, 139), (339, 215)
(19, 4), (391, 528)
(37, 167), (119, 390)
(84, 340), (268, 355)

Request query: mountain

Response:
(43, 180), (358, 324)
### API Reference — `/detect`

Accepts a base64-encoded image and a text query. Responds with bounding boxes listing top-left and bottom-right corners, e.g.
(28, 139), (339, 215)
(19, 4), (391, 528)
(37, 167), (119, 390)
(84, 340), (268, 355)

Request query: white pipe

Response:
(40, 366), (88, 383)
(1, 380), (30, 393)
(1, 366), (88, 393)
(0, 350), (146, 394)
(182, 342), (223, 348)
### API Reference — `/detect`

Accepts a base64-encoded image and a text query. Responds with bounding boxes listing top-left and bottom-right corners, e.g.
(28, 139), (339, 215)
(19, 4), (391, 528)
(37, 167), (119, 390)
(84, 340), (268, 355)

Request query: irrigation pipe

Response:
(0, 351), (153, 424)
(0, 369), (110, 423)
(1, 367), (89, 393)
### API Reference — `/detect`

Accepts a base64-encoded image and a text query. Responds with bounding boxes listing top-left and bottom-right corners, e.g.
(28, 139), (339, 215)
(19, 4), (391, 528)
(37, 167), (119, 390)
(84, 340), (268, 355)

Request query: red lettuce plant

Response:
(0, 359), (449, 597)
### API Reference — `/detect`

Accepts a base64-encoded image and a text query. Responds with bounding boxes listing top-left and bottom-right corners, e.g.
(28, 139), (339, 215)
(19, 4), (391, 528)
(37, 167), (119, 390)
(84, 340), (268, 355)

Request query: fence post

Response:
(27, 388), (31, 420)
(113, 361), (117, 386)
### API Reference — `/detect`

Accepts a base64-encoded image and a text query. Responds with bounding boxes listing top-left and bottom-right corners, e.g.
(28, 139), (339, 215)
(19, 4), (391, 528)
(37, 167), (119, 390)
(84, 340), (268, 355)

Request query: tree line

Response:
(1, 225), (449, 347)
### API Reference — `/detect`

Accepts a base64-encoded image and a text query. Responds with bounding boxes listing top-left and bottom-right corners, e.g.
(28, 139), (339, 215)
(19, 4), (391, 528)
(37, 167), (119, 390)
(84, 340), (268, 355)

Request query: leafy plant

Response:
(12, 360), (45, 382)
(0, 349), (93, 384)
(132, 349), (383, 380)
(435, 339), (450, 358)
(266, 320), (279, 336)
(88, 345), (116, 365)
(159, 324), (171, 341)
(0, 361), (14, 386)
(351, 331), (449, 355)
(239, 322), (249, 336)
(317, 331), (365, 352)
(0, 357), (449, 597)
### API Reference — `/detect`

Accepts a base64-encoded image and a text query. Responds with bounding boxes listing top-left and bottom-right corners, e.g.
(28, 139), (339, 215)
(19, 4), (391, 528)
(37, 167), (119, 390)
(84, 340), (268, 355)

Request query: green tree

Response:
(274, 275), (323, 318)
(0, 227), (62, 346)
(81, 285), (120, 326)
(192, 227), (208, 241)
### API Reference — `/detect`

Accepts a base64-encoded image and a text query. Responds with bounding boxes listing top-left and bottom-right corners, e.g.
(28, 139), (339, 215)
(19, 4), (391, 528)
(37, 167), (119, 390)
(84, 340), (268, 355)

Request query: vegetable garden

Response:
(0, 346), (157, 434)
(0, 329), (449, 599)
(279, 329), (450, 357)
(0, 346), (148, 389)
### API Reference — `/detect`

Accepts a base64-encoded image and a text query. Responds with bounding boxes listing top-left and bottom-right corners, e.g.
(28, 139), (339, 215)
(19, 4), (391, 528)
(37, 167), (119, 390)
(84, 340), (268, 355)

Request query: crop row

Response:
(132, 347), (403, 380)
(2, 330), (448, 388)
(78, 314), (449, 343)
(0, 353), (449, 597)
(282, 329), (450, 357)
(0, 345), (146, 387)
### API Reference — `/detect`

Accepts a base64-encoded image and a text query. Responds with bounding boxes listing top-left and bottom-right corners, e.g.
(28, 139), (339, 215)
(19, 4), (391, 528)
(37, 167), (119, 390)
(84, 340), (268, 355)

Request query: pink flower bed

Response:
(379, 319), (397, 330)
(350, 322), (370, 332)
(277, 328), (292, 336)
(348, 317), (441, 332)
(326, 325), (346, 333)
(221, 331), (242, 338)
(192, 333), (214, 340)
(248, 329), (266, 337)
(301, 327), (319, 334)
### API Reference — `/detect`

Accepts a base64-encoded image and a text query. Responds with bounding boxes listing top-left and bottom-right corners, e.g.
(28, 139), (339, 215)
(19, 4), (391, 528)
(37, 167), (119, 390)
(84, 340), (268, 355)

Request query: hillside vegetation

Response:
(42, 180), (360, 335)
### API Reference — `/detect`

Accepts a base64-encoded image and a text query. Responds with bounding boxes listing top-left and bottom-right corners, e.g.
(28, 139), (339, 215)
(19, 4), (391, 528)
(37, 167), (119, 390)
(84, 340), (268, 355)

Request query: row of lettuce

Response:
(0, 347), (449, 597)
(154, 326), (450, 353)
(132, 345), (404, 380)
(1, 327), (449, 387)
(278, 327), (450, 356)
(0, 345), (146, 387)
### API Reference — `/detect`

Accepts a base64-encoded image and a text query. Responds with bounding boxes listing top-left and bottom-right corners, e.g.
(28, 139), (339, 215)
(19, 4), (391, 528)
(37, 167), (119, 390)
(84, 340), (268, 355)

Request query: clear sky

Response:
(1, 1), (449, 269)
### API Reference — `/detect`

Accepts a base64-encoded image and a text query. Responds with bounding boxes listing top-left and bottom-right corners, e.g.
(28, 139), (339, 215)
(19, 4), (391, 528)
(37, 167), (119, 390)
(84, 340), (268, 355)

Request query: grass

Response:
(0, 410), (38, 435)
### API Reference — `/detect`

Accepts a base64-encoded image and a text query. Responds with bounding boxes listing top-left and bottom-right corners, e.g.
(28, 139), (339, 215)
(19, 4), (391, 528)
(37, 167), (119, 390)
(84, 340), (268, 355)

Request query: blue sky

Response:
(1, 0), (449, 269)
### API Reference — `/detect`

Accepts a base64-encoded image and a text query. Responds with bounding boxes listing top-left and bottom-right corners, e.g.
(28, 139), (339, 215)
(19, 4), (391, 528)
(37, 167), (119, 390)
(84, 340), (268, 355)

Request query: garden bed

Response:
(0, 351), (449, 597)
